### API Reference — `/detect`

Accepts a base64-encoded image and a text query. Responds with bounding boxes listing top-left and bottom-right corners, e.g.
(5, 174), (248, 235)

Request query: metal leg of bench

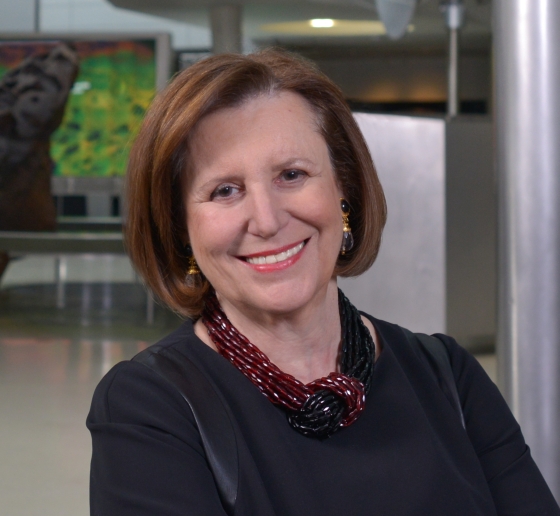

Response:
(54, 256), (67, 309)
(146, 290), (155, 325)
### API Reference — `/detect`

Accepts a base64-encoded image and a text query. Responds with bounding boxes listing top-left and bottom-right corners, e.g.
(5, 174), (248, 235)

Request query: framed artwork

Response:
(0, 33), (171, 178)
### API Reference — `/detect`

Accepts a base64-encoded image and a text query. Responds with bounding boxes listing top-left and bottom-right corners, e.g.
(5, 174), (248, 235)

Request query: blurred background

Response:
(1, 0), (559, 513)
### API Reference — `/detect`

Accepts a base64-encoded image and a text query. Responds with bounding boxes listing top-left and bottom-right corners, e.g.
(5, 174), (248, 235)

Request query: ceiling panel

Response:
(108, 0), (491, 54)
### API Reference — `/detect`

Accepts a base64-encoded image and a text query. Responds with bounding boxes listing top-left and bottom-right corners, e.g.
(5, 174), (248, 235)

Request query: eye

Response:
(210, 184), (241, 200)
(280, 169), (307, 182)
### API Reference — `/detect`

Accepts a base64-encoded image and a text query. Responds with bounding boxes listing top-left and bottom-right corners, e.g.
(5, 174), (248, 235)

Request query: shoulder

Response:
(88, 320), (201, 429)
(359, 312), (436, 366)
(362, 315), (521, 440)
(134, 319), (199, 361)
(87, 360), (196, 432)
(360, 312), (476, 373)
(359, 313), (496, 408)
(366, 316), (520, 445)
(87, 324), (228, 514)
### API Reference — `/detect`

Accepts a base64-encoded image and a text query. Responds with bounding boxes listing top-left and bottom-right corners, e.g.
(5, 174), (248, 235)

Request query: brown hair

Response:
(125, 49), (387, 318)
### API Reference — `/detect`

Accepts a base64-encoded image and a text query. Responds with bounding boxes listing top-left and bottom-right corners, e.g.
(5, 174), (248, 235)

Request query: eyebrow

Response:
(273, 157), (317, 170)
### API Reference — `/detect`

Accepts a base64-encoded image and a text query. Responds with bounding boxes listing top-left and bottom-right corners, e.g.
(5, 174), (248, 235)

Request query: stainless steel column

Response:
(210, 5), (242, 54)
(442, 1), (465, 117)
(447, 27), (459, 117)
(494, 0), (560, 499)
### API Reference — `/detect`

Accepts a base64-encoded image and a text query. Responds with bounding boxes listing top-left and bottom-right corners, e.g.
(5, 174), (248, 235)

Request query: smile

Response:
(244, 241), (306, 265)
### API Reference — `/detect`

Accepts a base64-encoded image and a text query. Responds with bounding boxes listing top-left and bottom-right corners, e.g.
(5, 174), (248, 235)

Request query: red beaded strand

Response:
(201, 293), (368, 432)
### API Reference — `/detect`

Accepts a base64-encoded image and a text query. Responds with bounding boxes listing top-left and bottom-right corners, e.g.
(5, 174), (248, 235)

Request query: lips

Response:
(241, 240), (306, 265)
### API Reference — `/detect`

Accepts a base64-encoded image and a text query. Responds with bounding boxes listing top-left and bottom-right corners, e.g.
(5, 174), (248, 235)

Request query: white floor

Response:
(0, 255), (171, 516)
(0, 337), (147, 516)
(0, 255), (497, 516)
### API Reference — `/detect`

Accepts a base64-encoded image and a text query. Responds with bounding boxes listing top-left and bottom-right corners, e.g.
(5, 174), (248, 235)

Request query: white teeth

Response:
(246, 241), (305, 265)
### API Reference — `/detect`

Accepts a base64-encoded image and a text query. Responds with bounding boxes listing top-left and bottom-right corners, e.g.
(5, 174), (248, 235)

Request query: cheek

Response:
(303, 188), (342, 236)
(187, 206), (240, 259)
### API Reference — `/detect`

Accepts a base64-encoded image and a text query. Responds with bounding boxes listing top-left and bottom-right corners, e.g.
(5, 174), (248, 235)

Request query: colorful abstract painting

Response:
(0, 39), (156, 177)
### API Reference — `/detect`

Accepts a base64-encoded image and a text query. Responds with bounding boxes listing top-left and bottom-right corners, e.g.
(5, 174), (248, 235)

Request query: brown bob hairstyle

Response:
(125, 48), (387, 318)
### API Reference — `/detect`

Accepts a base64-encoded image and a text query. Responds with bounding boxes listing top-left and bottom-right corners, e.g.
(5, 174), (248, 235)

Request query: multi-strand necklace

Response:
(201, 289), (375, 439)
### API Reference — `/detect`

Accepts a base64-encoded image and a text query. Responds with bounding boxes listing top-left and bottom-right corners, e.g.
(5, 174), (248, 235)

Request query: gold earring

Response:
(340, 198), (354, 255)
(185, 244), (200, 275)
(187, 255), (200, 276)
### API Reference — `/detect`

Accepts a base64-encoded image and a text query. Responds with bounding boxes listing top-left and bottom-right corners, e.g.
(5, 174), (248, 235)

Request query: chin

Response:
(242, 280), (328, 316)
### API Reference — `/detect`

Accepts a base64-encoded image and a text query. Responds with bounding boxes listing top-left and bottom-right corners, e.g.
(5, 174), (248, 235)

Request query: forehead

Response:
(187, 91), (326, 168)
(202, 90), (320, 130)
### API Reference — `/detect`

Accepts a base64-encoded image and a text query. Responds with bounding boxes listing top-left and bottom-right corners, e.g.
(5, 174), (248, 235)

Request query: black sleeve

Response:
(86, 360), (228, 516)
(436, 334), (560, 516)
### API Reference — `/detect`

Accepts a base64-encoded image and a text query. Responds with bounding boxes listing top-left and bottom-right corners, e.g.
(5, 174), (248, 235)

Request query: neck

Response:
(207, 280), (341, 384)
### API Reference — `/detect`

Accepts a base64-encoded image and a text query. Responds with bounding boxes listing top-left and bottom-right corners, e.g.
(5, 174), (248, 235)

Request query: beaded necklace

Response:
(201, 289), (375, 439)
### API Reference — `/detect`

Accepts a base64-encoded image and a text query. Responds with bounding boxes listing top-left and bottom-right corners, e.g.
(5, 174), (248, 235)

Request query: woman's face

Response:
(185, 91), (343, 317)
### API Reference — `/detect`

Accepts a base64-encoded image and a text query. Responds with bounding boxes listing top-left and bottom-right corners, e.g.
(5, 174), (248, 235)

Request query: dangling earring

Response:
(185, 244), (201, 276)
(188, 256), (200, 276)
(340, 198), (354, 255)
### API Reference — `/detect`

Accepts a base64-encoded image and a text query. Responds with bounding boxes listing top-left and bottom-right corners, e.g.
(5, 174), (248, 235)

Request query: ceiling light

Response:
(260, 20), (387, 37)
(375, 0), (418, 40)
(310, 19), (335, 28)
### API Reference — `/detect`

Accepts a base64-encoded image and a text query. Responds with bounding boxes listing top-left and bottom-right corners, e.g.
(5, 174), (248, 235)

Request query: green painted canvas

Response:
(0, 39), (157, 177)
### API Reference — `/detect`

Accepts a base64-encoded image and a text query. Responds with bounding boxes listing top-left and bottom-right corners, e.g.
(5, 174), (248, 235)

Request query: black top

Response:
(87, 315), (560, 516)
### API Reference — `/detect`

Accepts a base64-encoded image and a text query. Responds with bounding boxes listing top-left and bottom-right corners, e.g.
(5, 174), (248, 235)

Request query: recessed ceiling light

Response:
(310, 19), (335, 28)
(260, 20), (390, 37)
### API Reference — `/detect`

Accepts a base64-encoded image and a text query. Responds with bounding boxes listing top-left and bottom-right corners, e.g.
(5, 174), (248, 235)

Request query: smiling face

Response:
(185, 91), (343, 319)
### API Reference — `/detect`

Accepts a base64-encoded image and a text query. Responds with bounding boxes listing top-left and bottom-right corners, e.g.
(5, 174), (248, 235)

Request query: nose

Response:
(246, 187), (287, 239)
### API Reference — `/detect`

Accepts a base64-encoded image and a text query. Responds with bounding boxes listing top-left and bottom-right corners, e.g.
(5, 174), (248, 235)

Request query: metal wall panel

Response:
(339, 114), (446, 335)
(446, 118), (495, 351)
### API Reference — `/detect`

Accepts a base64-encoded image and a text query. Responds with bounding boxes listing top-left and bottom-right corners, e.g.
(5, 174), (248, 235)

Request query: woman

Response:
(87, 50), (560, 515)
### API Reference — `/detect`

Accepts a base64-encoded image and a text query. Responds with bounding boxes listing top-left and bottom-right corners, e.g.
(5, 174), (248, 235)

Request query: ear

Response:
(334, 180), (345, 203)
